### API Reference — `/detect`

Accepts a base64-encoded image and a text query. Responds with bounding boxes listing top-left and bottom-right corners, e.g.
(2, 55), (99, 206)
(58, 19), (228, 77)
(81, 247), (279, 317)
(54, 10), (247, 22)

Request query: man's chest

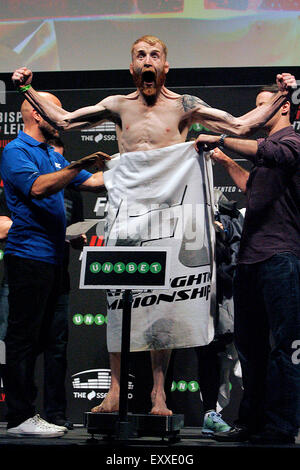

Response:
(119, 100), (184, 131)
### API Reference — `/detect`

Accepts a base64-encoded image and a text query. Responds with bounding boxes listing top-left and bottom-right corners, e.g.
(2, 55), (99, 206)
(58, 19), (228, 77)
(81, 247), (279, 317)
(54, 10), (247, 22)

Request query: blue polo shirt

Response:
(0, 131), (91, 264)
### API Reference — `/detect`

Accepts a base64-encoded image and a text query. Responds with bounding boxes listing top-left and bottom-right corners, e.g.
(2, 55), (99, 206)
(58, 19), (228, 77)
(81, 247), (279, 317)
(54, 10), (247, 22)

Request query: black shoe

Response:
(249, 430), (295, 445)
(49, 415), (74, 430)
(214, 426), (250, 442)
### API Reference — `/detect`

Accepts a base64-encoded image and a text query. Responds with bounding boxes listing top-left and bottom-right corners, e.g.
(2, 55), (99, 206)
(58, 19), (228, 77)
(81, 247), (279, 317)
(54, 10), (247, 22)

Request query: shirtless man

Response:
(11, 35), (296, 416)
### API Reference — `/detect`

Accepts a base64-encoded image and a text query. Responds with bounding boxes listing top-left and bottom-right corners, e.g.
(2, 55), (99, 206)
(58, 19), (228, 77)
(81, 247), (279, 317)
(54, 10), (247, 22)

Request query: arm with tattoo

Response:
(181, 94), (211, 112)
(181, 85), (294, 137)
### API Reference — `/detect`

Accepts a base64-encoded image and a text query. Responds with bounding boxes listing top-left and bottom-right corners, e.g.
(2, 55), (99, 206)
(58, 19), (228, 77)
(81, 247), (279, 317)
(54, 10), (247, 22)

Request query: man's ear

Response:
(129, 63), (134, 76)
(164, 61), (170, 75)
(281, 100), (290, 115)
(32, 109), (42, 122)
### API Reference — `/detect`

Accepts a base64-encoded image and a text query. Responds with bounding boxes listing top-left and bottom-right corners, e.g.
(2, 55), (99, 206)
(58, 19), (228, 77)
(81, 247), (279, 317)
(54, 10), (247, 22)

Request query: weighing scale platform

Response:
(85, 412), (184, 441)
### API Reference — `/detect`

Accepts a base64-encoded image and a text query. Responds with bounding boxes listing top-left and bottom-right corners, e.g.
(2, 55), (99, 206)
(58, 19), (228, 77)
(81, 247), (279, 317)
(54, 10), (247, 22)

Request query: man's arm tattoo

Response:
(181, 94), (211, 112)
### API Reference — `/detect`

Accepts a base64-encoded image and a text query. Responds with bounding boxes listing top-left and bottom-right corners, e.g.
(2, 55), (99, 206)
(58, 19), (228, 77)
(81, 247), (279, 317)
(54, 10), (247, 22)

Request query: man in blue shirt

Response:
(0, 92), (109, 437)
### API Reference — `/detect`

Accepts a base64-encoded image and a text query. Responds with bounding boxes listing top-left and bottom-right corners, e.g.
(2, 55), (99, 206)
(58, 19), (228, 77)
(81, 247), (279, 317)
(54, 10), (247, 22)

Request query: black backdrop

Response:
(0, 66), (299, 426)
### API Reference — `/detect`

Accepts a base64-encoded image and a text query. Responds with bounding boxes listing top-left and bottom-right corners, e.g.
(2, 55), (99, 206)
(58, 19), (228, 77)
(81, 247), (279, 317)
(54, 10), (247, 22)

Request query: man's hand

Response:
(12, 67), (33, 88)
(276, 73), (297, 93)
(194, 134), (220, 152)
(68, 151), (111, 171)
(209, 147), (231, 165)
(70, 233), (87, 250)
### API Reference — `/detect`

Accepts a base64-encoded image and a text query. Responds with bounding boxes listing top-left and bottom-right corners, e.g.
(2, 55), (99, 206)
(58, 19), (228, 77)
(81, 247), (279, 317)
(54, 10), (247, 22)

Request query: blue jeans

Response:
(234, 252), (300, 436)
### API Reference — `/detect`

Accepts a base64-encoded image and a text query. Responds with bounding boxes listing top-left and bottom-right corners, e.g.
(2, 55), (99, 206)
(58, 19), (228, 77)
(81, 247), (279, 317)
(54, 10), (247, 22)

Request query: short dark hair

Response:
(257, 83), (298, 124)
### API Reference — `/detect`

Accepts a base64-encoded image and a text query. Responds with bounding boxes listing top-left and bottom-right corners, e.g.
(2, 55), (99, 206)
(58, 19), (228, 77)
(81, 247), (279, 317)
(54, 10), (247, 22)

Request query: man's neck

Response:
(138, 84), (167, 106)
(268, 119), (291, 136)
(23, 125), (46, 143)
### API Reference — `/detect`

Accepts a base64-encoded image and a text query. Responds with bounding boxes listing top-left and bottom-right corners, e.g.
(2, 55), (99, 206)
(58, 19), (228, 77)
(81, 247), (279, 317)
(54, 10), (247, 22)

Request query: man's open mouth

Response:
(142, 70), (156, 86)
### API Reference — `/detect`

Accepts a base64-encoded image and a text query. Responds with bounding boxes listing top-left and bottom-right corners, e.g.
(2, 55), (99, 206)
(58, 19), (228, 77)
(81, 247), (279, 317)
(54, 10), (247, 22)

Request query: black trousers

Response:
(195, 337), (230, 413)
(3, 254), (62, 428)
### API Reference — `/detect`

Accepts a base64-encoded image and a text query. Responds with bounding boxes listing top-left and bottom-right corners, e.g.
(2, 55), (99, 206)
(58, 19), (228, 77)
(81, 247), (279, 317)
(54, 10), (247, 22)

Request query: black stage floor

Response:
(0, 423), (299, 465)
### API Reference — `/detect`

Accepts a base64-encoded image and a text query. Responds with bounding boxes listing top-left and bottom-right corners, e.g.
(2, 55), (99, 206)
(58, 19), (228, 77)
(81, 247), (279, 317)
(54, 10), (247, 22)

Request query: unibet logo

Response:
(73, 314), (107, 326)
(126, 262), (137, 273)
(90, 261), (162, 274)
(177, 381), (188, 392)
(90, 262), (101, 273)
(171, 380), (200, 392)
(150, 262), (161, 273)
(114, 262), (125, 273)
(172, 380), (232, 393)
(188, 381), (199, 392)
(0, 250), (4, 261)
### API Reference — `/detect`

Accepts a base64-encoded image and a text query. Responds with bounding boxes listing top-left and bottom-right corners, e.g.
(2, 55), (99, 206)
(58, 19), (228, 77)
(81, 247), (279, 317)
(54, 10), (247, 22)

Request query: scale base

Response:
(85, 412), (184, 442)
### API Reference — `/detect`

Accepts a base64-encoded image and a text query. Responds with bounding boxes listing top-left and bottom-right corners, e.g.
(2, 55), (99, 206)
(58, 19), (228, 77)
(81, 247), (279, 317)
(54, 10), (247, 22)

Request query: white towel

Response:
(103, 141), (216, 352)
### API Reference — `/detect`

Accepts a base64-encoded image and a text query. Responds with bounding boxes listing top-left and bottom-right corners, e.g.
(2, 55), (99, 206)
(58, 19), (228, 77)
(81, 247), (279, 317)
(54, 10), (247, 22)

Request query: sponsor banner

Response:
(71, 368), (135, 403)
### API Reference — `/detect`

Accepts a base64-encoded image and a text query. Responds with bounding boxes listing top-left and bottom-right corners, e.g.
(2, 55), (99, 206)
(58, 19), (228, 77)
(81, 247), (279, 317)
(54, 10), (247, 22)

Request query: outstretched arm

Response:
(183, 73), (296, 136)
(12, 67), (119, 130)
(194, 133), (258, 159)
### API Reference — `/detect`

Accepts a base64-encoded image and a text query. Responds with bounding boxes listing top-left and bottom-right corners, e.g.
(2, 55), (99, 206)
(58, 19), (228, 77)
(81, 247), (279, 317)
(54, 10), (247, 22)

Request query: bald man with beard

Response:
(11, 35), (296, 418)
(0, 93), (110, 437)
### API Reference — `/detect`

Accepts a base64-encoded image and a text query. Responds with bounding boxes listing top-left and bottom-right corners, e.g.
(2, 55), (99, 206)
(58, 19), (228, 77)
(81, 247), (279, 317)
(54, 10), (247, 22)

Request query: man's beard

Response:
(39, 120), (59, 140)
(132, 67), (166, 104)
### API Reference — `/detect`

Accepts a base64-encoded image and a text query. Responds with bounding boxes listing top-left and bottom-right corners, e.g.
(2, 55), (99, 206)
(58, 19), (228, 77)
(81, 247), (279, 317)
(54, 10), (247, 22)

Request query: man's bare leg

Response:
(91, 352), (120, 412)
(91, 349), (172, 415)
(150, 349), (173, 416)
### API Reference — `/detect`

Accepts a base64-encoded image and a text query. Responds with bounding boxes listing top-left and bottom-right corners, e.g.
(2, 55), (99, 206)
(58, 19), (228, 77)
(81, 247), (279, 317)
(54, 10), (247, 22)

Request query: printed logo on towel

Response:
(72, 314), (107, 326)
(107, 272), (212, 311)
(71, 369), (134, 401)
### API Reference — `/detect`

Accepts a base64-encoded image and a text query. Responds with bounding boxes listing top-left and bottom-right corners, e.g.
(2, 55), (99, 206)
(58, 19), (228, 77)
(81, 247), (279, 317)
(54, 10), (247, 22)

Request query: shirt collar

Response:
(267, 125), (294, 141)
(18, 130), (47, 148)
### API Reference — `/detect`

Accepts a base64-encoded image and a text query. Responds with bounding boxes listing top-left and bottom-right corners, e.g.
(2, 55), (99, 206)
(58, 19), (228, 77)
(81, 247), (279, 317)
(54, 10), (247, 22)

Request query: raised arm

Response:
(12, 67), (119, 131)
(183, 73), (296, 136)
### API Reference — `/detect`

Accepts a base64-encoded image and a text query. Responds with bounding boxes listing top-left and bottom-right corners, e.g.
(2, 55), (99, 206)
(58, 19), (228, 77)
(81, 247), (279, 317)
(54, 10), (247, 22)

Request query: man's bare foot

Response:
(91, 390), (119, 413)
(150, 391), (173, 416)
